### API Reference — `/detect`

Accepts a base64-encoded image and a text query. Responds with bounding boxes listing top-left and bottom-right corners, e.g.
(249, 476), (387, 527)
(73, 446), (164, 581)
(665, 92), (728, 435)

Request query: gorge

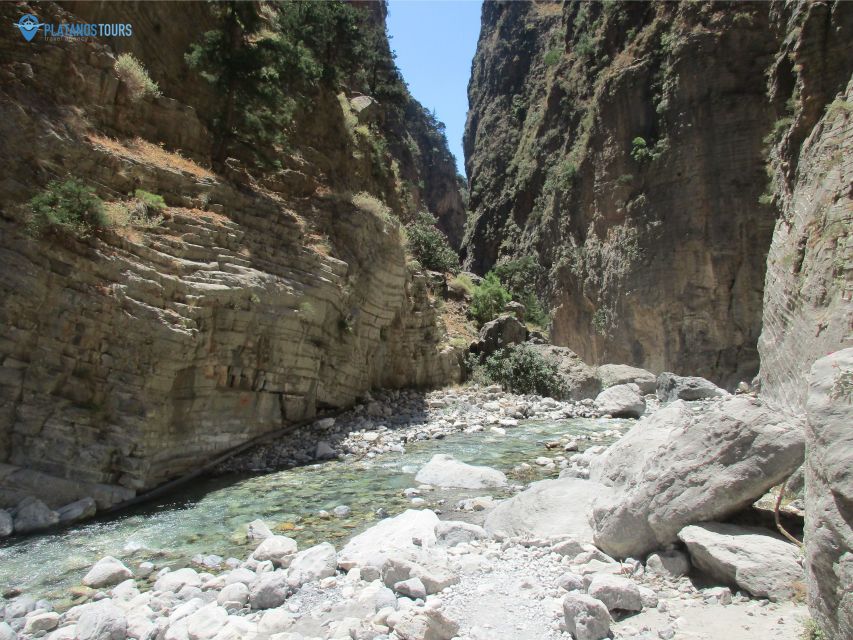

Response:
(0, 2), (851, 640)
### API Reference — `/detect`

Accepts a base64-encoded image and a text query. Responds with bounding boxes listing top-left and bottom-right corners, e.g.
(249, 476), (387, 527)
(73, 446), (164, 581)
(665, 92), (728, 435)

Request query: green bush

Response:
(114, 53), (161, 101)
(544, 49), (561, 66)
(134, 189), (166, 211)
(28, 178), (107, 237)
(491, 256), (548, 326)
(448, 273), (474, 296)
(470, 344), (566, 398)
(470, 272), (511, 326)
(404, 211), (459, 273)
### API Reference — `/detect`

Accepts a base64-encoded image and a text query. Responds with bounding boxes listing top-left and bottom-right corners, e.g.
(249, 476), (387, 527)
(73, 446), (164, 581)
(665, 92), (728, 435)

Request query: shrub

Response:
(28, 178), (107, 237)
(448, 273), (474, 296)
(471, 344), (566, 398)
(114, 53), (161, 101)
(404, 211), (460, 273)
(492, 256), (549, 326)
(544, 49), (561, 66)
(470, 272), (511, 326)
(352, 191), (394, 225)
(631, 136), (668, 163)
(134, 189), (166, 211)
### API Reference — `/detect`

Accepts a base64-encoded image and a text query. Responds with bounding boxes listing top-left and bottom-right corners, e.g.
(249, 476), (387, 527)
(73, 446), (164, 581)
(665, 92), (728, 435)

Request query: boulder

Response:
(415, 455), (507, 490)
(249, 571), (289, 609)
(82, 556), (133, 589)
(656, 372), (728, 402)
(246, 519), (273, 541)
(76, 602), (127, 640)
(804, 348), (853, 639)
(678, 523), (804, 601)
(154, 568), (202, 593)
(381, 556), (458, 595)
(349, 95), (379, 123)
(338, 509), (440, 572)
(286, 543), (337, 587)
(393, 577), (427, 600)
(484, 477), (615, 540)
(645, 550), (690, 577)
(12, 497), (58, 533)
(217, 582), (249, 607)
(594, 383), (646, 418)
(23, 612), (59, 634)
(391, 607), (459, 640)
(527, 344), (602, 400)
(184, 603), (227, 640)
(504, 300), (526, 321)
(0, 623), (15, 640)
(57, 497), (97, 524)
(562, 593), (611, 640)
(472, 314), (528, 358)
(586, 575), (642, 612)
(0, 510), (12, 537)
(590, 396), (805, 557)
(597, 364), (657, 394)
(252, 535), (298, 568)
(434, 521), (487, 547)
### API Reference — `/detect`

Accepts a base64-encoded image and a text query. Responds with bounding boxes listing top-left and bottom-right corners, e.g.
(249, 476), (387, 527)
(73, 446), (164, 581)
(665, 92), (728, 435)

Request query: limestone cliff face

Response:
(0, 2), (462, 506)
(464, 0), (850, 388)
(758, 1), (853, 415)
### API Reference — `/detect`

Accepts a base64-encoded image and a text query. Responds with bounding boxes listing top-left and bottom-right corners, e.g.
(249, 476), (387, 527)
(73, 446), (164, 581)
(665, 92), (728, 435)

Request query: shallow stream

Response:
(0, 417), (628, 605)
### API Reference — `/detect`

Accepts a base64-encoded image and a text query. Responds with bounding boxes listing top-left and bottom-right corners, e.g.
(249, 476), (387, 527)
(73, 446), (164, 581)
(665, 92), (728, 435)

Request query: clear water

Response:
(0, 417), (627, 605)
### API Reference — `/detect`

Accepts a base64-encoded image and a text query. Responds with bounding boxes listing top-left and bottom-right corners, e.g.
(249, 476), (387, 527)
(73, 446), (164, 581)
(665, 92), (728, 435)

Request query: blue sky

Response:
(386, 0), (482, 177)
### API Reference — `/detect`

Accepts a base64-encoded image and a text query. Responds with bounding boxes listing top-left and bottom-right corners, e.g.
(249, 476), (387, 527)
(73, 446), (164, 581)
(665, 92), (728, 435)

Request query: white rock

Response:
(390, 607), (459, 640)
(562, 593), (611, 640)
(76, 602), (127, 640)
(216, 583), (249, 607)
(434, 521), (487, 547)
(23, 612), (59, 634)
(678, 522), (804, 601)
(646, 550), (690, 577)
(414, 454), (507, 489)
(257, 609), (295, 637)
(249, 571), (289, 609)
(586, 574), (643, 612)
(246, 519), (273, 541)
(590, 396), (805, 557)
(0, 623), (15, 640)
(184, 603), (227, 640)
(598, 364), (657, 394)
(393, 577), (427, 600)
(594, 384), (646, 418)
(338, 509), (440, 571)
(83, 556), (134, 589)
(252, 535), (298, 567)
(155, 568), (202, 593)
(287, 542), (337, 587)
(484, 477), (615, 540)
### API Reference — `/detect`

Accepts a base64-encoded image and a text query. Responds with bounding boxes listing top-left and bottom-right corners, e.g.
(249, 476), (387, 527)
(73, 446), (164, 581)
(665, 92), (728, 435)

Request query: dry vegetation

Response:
(87, 134), (215, 180)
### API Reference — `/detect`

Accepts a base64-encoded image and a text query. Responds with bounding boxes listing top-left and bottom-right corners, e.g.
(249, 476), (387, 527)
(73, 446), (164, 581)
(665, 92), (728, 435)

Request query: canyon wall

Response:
(464, 0), (850, 389)
(0, 1), (464, 506)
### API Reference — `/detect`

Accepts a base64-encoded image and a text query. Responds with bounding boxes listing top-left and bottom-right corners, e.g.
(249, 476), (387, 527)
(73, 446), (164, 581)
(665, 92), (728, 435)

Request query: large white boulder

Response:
(286, 543), (337, 587)
(586, 575), (642, 612)
(678, 522), (804, 601)
(590, 395), (805, 557)
(338, 509), (440, 571)
(597, 364), (657, 394)
(594, 383), (646, 418)
(82, 556), (133, 589)
(414, 454), (507, 489)
(562, 593), (611, 640)
(804, 348), (853, 640)
(249, 571), (289, 610)
(484, 477), (615, 541)
(154, 568), (202, 593)
(251, 535), (298, 568)
(75, 602), (127, 640)
(391, 607), (459, 640)
(656, 372), (728, 402)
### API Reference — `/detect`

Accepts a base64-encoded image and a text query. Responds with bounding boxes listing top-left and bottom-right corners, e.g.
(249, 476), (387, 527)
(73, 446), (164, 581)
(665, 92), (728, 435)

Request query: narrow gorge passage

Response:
(0, 2), (851, 640)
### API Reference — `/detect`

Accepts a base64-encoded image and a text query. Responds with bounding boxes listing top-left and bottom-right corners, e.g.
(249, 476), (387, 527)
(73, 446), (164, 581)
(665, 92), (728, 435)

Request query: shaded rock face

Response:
(0, 2), (463, 503)
(805, 349), (853, 640)
(757, 3), (853, 415)
(464, 1), (851, 388)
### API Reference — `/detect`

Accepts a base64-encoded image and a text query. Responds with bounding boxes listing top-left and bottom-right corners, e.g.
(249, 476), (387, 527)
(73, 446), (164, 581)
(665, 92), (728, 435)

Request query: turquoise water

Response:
(0, 417), (627, 605)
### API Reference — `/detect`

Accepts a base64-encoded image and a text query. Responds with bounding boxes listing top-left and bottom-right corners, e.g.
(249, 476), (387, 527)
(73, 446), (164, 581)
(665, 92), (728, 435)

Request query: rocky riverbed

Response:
(0, 375), (813, 640)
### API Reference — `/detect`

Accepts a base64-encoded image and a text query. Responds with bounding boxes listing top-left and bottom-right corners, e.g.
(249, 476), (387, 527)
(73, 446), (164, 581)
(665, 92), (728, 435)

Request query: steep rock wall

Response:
(758, 1), (853, 414)
(0, 1), (462, 506)
(463, 1), (839, 388)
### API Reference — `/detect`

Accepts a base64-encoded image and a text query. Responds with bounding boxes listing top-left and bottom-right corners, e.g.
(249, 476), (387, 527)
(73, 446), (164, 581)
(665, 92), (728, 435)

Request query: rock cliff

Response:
(0, 1), (464, 506)
(463, 0), (851, 389)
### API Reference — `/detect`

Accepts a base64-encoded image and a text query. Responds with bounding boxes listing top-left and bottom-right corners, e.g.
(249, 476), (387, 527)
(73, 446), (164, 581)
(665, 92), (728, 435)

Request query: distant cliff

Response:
(463, 0), (851, 390)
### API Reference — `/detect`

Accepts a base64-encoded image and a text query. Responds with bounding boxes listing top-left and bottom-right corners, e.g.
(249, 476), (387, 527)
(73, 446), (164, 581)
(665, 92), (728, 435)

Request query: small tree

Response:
(474, 344), (567, 398)
(28, 179), (107, 237)
(404, 211), (459, 273)
(114, 53), (161, 101)
(470, 272), (511, 326)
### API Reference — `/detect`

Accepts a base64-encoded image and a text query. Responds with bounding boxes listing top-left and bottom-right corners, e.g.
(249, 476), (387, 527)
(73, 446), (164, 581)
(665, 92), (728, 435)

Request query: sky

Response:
(386, 0), (483, 177)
